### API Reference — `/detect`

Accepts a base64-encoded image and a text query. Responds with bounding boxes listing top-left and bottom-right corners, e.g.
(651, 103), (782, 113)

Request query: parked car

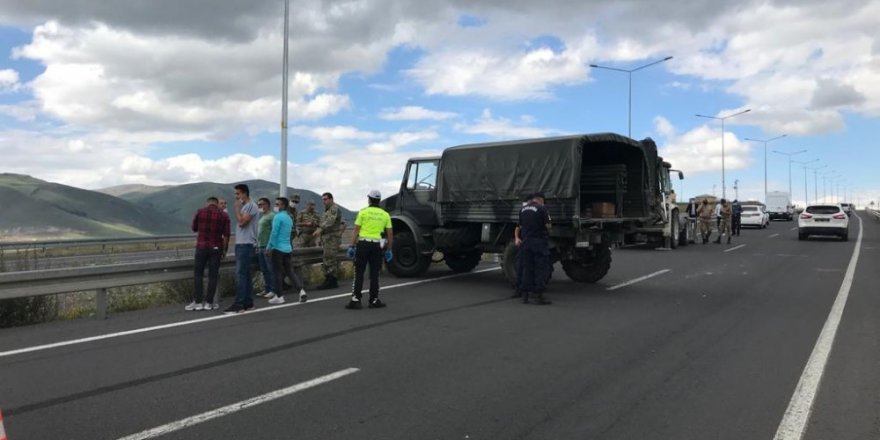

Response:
(740, 204), (769, 228)
(798, 204), (849, 241)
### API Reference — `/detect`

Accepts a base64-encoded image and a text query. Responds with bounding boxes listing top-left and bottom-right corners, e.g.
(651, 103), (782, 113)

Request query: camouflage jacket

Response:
(297, 209), (320, 231)
(319, 203), (342, 235)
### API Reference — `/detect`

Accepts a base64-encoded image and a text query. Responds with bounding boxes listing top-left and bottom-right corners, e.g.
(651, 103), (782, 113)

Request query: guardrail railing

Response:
(0, 234), (197, 252)
(0, 246), (345, 319)
(867, 208), (880, 221)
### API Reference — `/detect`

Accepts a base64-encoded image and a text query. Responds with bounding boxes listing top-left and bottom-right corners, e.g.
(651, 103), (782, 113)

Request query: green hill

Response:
(119, 179), (356, 226)
(0, 174), (189, 240)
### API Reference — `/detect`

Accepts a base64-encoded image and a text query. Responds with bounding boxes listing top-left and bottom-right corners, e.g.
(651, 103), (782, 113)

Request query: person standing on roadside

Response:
(731, 199), (743, 236)
(715, 199), (733, 244)
(697, 199), (714, 244)
(265, 197), (307, 304)
(314, 192), (343, 289)
(296, 201), (320, 247)
(514, 192), (552, 305)
(287, 193), (301, 247)
(345, 190), (393, 310)
(188, 196), (230, 311)
(254, 197), (276, 299)
(225, 183), (260, 314)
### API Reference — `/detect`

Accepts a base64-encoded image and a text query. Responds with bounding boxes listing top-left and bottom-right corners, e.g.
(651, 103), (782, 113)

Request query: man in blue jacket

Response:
(265, 197), (307, 304)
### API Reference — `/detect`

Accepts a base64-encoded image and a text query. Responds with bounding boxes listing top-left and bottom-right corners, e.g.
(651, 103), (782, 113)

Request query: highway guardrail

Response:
(0, 246), (345, 319)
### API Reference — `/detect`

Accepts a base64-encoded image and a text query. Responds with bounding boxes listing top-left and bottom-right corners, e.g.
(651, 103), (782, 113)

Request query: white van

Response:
(765, 191), (794, 221)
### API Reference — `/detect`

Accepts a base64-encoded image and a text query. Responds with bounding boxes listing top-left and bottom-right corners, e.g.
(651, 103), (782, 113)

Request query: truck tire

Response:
(562, 245), (612, 283)
(386, 231), (431, 277)
(444, 251), (482, 273)
(670, 214), (680, 249)
(501, 242), (553, 287)
(432, 226), (481, 249)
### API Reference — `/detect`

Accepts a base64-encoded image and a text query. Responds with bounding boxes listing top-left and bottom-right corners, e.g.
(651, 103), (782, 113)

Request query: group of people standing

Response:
(188, 184), (395, 313)
(188, 184), (354, 313)
(687, 198), (743, 245)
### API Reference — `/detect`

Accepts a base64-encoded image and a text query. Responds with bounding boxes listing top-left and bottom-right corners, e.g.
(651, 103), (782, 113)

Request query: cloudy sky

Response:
(1, 0), (878, 210)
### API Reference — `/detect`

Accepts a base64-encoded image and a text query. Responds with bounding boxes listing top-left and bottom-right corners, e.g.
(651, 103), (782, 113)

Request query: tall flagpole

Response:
(280, 0), (290, 197)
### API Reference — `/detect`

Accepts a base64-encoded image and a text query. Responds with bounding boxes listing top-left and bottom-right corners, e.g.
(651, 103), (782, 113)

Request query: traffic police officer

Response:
(514, 192), (552, 305)
(296, 201), (320, 247)
(345, 190), (393, 309)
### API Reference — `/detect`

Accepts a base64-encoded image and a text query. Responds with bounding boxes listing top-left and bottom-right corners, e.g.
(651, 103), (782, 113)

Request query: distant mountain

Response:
(0, 174), (189, 240)
(119, 179), (356, 226)
(98, 183), (170, 198)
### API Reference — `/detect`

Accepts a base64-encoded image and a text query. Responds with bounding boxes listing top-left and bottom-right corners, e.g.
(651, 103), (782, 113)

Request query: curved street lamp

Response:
(590, 56), (673, 138)
(696, 108), (751, 199)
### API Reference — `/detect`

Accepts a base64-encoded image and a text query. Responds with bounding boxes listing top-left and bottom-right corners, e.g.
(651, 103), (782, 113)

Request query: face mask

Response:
(273, 207), (280, 213)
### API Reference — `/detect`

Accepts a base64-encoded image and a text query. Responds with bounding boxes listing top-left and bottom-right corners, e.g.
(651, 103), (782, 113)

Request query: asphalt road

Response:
(1, 213), (877, 440)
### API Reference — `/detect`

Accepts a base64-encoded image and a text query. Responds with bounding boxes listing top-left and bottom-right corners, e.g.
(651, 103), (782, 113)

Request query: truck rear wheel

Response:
(444, 251), (482, 273)
(562, 245), (612, 283)
(501, 242), (553, 287)
(670, 215), (680, 249)
(386, 231), (431, 277)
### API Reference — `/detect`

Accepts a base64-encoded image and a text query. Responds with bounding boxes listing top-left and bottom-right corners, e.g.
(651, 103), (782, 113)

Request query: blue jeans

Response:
(256, 247), (275, 293)
(235, 244), (255, 306)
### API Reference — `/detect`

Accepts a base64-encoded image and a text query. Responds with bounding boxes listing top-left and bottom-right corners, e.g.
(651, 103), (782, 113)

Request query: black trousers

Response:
(193, 247), (222, 303)
(271, 250), (303, 297)
(518, 239), (550, 295)
(353, 241), (383, 300)
(732, 215), (742, 235)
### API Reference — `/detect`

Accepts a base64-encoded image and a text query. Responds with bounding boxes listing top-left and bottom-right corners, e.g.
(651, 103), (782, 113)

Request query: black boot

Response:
(317, 275), (338, 290)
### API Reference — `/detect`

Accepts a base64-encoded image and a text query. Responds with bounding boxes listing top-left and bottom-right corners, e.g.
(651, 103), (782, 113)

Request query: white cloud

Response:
(0, 101), (40, 121)
(654, 116), (752, 175)
(455, 109), (561, 139)
(0, 69), (19, 91)
(378, 106), (458, 121)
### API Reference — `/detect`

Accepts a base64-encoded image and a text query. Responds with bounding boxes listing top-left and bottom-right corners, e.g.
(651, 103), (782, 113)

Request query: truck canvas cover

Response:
(437, 133), (659, 205)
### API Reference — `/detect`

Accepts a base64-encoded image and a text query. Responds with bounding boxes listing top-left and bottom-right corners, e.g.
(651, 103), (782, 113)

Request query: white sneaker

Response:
(184, 301), (198, 311)
(299, 289), (308, 303)
(195, 302), (206, 311)
(205, 302), (219, 310)
(268, 296), (285, 305)
(265, 292), (277, 300)
(255, 291), (267, 297)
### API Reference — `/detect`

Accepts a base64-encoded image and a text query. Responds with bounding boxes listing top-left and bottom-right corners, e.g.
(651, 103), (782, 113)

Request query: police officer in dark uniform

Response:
(514, 192), (552, 305)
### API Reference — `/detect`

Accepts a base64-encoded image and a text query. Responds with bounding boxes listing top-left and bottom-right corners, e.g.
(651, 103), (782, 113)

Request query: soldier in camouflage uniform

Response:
(287, 193), (301, 247)
(314, 192), (343, 289)
(296, 201), (320, 247)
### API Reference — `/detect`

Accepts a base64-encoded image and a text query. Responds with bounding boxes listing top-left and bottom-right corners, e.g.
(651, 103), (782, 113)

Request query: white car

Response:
(798, 204), (849, 241)
(740, 204), (769, 228)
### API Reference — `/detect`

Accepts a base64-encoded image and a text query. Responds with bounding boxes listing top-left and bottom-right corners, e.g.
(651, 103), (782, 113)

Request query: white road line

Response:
(773, 214), (863, 440)
(116, 367), (359, 440)
(606, 269), (670, 291)
(723, 244), (746, 253)
(790, 227), (798, 231)
(769, 233), (780, 238)
(0, 267), (502, 359)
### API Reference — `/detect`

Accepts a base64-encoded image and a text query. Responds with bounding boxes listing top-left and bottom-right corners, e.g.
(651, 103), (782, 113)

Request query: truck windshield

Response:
(406, 160), (438, 190)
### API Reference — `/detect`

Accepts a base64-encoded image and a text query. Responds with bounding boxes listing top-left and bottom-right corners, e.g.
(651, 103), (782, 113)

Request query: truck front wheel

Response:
(386, 231), (431, 277)
(561, 245), (612, 283)
(444, 251), (482, 273)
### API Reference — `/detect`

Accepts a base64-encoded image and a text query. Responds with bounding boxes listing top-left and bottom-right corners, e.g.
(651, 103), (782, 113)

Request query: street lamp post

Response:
(792, 159), (818, 205)
(696, 109), (752, 200)
(590, 56), (673, 138)
(745, 134), (787, 204)
(805, 164), (827, 204)
(279, 0), (290, 197)
(821, 171), (837, 203)
(772, 149), (807, 202)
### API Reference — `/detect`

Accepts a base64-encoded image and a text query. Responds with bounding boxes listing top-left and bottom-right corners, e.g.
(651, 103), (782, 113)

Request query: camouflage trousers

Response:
(296, 230), (318, 247)
(718, 217), (732, 237)
(321, 233), (340, 277)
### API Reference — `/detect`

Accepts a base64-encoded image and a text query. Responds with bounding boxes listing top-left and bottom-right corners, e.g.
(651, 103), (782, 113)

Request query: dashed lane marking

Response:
(116, 367), (359, 440)
(773, 213), (863, 440)
(723, 244), (746, 253)
(606, 269), (670, 291)
(0, 267), (502, 359)
(769, 233), (780, 238)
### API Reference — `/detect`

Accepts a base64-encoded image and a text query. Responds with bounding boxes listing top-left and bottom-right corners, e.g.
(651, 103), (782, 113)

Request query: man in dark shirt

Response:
(514, 192), (552, 305)
(188, 196), (231, 311)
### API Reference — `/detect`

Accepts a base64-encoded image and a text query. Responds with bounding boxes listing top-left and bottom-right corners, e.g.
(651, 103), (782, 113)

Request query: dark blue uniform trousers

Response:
(518, 239), (550, 296)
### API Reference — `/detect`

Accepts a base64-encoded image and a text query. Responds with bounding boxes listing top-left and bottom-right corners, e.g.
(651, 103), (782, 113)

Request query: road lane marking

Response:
(0, 267), (502, 358)
(773, 213), (863, 440)
(116, 367), (359, 440)
(606, 269), (670, 291)
(723, 244), (746, 253)
(790, 227), (798, 231)
(769, 233), (780, 238)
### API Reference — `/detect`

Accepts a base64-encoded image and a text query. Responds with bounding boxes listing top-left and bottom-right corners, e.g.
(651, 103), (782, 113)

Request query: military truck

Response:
(380, 133), (685, 285)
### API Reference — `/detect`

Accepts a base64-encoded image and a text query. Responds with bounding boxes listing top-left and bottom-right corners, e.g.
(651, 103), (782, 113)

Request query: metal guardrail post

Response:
(96, 287), (108, 320)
